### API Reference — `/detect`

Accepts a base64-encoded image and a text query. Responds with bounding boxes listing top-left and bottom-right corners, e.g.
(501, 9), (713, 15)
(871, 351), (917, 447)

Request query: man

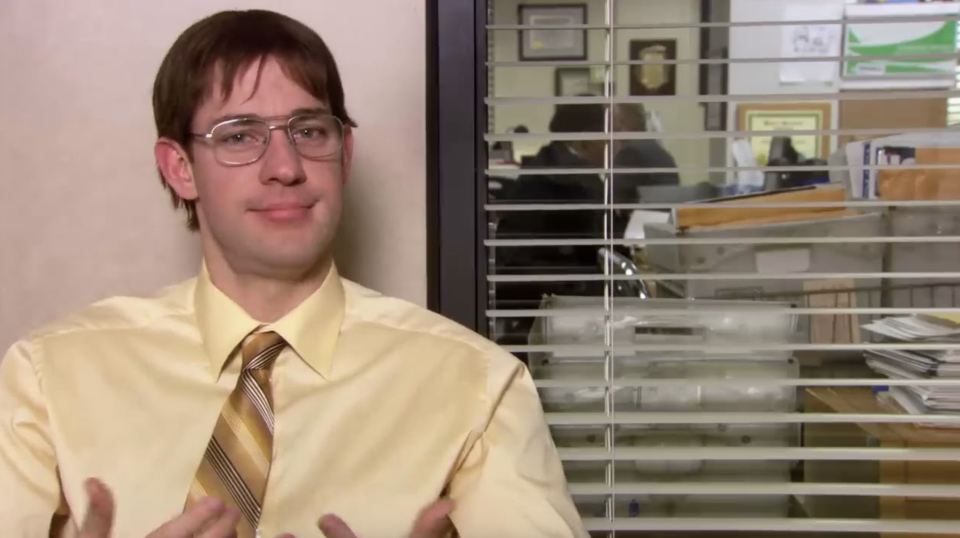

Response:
(498, 102), (608, 273)
(611, 103), (680, 198)
(0, 10), (587, 538)
(496, 102), (646, 297)
(492, 103), (611, 357)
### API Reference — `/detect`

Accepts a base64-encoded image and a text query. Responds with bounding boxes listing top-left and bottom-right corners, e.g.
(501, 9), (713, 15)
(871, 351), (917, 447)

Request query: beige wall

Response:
(0, 0), (426, 354)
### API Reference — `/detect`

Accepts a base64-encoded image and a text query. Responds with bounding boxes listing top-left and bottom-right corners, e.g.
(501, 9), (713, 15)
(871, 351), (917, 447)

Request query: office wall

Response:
(728, 0), (845, 97)
(0, 0), (426, 354)
(726, 0), (844, 179)
(491, 0), (706, 184)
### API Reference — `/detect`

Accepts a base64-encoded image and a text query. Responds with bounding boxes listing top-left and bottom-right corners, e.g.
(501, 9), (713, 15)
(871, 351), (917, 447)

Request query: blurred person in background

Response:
(493, 102), (623, 353)
(496, 102), (609, 284)
(612, 102), (680, 202)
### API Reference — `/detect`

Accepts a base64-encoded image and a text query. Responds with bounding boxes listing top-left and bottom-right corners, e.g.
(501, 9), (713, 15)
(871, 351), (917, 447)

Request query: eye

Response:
(221, 132), (256, 144)
(212, 121), (267, 146)
(296, 127), (328, 140)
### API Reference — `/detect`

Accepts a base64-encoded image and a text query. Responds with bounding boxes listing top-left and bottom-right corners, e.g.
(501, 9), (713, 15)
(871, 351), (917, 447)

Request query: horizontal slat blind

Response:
(484, 0), (960, 536)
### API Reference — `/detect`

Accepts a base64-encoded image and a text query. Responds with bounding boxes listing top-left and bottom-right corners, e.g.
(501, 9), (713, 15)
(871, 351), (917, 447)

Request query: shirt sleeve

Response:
(447, 354), (589, 538)
(0, 338), (62, 535)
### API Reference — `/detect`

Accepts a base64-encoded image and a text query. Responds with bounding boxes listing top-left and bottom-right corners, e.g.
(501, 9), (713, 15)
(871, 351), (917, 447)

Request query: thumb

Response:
(318, 514), (358, 538)
(409, 499), (455, 538)
(78, 478), (115, 538)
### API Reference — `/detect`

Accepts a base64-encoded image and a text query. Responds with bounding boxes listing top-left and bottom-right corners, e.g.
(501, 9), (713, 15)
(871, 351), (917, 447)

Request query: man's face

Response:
(160, 57), (353, 278)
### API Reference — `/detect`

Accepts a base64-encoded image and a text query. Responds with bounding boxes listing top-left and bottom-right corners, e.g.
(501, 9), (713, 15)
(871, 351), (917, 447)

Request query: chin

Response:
(263, 247), (330, 271)
(212, 216), (337, 274)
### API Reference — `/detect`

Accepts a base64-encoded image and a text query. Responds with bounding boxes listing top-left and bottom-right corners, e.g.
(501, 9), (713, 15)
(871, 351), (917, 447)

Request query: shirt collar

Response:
(194, 262), (345, 380)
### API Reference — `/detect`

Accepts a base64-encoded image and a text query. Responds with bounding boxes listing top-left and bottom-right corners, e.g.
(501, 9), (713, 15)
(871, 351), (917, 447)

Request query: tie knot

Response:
(241, 331), (286, 371)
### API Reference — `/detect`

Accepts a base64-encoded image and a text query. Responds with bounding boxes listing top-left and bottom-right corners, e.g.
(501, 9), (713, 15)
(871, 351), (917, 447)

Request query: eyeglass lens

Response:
(211, 114), (343, 165)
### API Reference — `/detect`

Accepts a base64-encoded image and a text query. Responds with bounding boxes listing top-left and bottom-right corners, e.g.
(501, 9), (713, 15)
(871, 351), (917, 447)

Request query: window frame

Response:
(426, 0), (488, 334)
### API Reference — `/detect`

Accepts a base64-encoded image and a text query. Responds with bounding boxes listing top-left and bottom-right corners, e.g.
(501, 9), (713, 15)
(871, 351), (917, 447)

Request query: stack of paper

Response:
(878, 388), (960, 430)
(867, 349), (960, 378)
(863, 316), (960, 420)
(862, 315), (960, 342)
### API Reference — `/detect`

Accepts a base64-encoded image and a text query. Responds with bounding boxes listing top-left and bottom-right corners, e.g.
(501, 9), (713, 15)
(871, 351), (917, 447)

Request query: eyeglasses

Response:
(191, 113), (345, 166)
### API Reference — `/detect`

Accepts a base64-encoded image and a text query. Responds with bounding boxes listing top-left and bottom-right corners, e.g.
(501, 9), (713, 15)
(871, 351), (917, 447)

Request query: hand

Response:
(318, 500), (454, 538)
(77, 477), (245, 538)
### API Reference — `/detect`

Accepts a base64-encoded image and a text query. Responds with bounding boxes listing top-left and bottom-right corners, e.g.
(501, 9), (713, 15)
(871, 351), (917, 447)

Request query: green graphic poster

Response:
(843, 3), (959, 85)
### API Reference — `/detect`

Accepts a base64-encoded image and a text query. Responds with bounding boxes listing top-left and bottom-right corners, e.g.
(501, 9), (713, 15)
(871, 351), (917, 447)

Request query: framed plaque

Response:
(736, 101), (834, 165)
(554, 67), (603, 96)
(518, 4), (587, 61)
(629, 39), (677, 96)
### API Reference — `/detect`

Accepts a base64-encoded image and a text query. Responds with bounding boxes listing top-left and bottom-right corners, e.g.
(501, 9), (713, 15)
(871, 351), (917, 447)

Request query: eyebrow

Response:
(207, 106), (331, 127)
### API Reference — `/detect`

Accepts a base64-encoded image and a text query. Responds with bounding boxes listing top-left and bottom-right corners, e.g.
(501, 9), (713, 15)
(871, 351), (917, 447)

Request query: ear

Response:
(155, 138), (198, 201)
(340, 127), (355, 185)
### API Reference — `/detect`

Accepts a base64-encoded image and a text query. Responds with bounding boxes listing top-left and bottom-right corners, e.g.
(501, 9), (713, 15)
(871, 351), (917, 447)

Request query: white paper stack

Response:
(863, 316), (960, 421)
(863, 315), (960, 342)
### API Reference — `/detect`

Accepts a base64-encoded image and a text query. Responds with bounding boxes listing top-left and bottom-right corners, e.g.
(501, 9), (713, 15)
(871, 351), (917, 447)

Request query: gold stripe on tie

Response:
(187, 331), (286, 537)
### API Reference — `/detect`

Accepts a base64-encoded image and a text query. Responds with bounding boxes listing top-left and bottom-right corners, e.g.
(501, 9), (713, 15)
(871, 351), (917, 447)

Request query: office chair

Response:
(598, 247), (650, 298)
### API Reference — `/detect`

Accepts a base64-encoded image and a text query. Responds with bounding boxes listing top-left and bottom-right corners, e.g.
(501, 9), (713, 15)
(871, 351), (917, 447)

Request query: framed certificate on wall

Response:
(518, 4), (587, 61)
(736, 101), (834, 166)
(554, 67), (604, 96)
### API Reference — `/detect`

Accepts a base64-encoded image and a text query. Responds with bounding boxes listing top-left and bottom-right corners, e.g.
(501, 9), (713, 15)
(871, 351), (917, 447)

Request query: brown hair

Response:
(152, 9), (356, 230)
(614, 103), (647, 132)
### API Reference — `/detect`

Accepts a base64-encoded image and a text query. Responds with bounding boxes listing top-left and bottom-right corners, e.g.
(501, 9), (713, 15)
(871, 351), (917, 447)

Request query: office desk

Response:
(804, 387), (960, 538)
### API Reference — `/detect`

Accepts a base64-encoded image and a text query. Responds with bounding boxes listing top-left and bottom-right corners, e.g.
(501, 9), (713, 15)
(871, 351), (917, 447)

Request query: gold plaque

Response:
(639, 45), (668, 93)
(629, 40), (676, 96)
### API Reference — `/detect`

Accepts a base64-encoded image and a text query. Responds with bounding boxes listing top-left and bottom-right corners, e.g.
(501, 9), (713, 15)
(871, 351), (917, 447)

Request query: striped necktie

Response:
(187, 331), (286, 536)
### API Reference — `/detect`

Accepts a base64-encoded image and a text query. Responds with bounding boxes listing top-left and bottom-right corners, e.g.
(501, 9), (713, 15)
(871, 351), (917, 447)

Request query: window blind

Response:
(483, 0), (960, 535)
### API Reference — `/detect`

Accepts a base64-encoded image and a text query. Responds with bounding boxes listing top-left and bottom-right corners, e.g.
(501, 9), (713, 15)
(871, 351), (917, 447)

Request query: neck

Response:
(204, 254), (333, 323)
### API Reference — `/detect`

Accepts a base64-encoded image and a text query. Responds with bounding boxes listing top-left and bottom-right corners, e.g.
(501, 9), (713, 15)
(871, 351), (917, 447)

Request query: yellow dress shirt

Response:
(0, 264), (588, 538)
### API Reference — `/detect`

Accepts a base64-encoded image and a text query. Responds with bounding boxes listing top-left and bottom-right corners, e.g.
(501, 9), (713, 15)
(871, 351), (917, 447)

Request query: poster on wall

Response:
(842, 2), (959, 89)
(629, 40), (676, 96)
(779, 3), (843, 85)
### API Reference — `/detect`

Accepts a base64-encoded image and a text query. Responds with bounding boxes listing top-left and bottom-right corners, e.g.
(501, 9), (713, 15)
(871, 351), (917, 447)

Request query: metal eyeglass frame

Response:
(190, 113), (345, 166)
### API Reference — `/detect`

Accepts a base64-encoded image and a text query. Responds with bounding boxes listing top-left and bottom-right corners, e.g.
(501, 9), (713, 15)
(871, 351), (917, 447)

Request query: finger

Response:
(410, 500), (455, 538)
(317, 514), (358, 538)
(78, 478), (115, 538)
(194, 507), (240, 538)
(150, 497), (225, 537)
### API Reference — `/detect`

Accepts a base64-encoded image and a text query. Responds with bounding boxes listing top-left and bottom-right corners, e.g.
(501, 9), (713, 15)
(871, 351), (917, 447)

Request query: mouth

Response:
(251, 202), (315, 224)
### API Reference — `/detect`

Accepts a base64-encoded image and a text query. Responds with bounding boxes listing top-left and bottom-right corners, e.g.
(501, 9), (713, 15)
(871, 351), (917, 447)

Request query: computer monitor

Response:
(768, 136), (799, 165)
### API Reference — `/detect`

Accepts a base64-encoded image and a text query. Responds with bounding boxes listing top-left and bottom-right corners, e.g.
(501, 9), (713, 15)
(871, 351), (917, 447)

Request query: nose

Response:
(258, 129), (306, 186)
